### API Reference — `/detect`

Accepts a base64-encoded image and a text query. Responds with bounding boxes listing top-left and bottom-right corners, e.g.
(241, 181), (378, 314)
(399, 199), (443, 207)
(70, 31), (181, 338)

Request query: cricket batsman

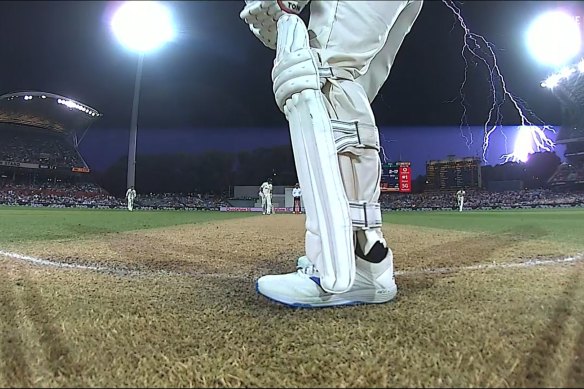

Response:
(456, 188), (466, 212)
(260, 178), (273, 215)
(241, 0), (423, 307)
(126, 186), (137, 212)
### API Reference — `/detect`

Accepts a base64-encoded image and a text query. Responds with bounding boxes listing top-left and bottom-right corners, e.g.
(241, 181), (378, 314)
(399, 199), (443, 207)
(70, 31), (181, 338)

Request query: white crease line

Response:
(0, 249), (251, 279)
(395, 254), (583, 276)
(1, 249), (582, 279)
(0, 250), (105, 271)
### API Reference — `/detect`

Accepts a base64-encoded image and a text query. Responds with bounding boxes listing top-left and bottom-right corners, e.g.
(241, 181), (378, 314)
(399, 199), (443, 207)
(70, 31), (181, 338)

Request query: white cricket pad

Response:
(272, 14), (355, 293)
(348, 201), (382, 229)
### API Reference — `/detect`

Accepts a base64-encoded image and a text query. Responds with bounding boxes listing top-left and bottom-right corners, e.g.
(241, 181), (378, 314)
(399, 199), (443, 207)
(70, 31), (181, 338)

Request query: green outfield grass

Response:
(1, 206), (583, 248)
(0, 207), (256, 244)
(384, 208), (584, 246)
(1, 206), (583, 387)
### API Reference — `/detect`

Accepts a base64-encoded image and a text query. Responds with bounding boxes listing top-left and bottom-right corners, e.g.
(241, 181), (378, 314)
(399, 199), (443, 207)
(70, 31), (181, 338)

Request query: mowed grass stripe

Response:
(383, 208), (584, 246)
(0, 207), (257, 244)
(2, 206), (583, 248)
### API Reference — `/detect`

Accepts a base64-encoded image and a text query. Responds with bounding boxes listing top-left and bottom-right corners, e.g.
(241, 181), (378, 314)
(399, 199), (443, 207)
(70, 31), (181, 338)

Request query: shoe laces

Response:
(296, 264), (318, 277)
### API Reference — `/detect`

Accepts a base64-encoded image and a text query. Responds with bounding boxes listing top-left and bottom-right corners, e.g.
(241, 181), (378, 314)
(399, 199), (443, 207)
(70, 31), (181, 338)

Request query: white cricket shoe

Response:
(257, 255), (397, 308)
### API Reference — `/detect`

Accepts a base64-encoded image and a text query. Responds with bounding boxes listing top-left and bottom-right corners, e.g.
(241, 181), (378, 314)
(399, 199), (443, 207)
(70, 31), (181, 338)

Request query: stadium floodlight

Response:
(578, 59), (584, 73)
(111, 1), (175, 191)
(111, 1), (175, 54)
(526, 11), (581, 68)
(541, 60), (584, 88)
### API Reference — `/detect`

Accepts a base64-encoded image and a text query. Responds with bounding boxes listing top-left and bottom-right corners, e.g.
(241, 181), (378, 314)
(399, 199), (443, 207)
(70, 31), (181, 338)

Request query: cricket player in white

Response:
(260, 179), (273, 215)
(456, 189), (466, 212)
(126, 186), (136, 212)
(292, 182), (302, 214)
(258, 189), (265, 213)
(241, 0), (423, 307)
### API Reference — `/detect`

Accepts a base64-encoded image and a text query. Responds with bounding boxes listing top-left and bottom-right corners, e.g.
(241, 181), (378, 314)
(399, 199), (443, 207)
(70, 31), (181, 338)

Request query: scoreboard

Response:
(426, 156), (481, 190)
(380, 162), (412, 193)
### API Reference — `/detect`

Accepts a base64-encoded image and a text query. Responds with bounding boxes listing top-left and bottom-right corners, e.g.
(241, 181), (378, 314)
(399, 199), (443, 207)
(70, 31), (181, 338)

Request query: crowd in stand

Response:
(1, 180), (583, 210)
(0, 181), (230, 209)
(137, 193), (231, 209)
(0, 182), (119, 208)
(548, 162), (584, 185)
(0, 130), (85, 168)
(380, 188), (584, 210)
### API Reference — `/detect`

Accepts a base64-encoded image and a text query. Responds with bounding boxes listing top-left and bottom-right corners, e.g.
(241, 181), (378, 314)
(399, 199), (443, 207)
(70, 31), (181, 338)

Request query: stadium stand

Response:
(1, 91), (582, 212)
(543, 61), (584, 189)
(0, 183), (229, 210)
(380, 189), (584, 210)
(0, 127), (86, 168)
(1, 179), (581, 211)
(0, 92), (231, 210)
(0, 91), (102, 194)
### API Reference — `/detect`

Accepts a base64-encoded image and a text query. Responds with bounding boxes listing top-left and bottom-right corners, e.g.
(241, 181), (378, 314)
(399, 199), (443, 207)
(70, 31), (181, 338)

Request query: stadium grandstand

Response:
(542, 60), (584, 189)
(0, 91), (111, 204)
(1, 90), (582, 211)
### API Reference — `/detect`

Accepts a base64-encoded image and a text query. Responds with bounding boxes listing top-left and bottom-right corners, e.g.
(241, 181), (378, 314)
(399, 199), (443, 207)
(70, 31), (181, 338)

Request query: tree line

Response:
(92, 145), (562, 197)
(93, 144), (298, 197)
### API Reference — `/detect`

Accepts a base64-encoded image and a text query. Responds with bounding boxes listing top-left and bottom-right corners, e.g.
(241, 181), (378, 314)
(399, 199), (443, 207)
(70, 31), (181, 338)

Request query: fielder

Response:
(260, 178), (273, 215)
(456, 188), (466, 212)
(126, 186), (136, 212)
(241, 0), (423, 307)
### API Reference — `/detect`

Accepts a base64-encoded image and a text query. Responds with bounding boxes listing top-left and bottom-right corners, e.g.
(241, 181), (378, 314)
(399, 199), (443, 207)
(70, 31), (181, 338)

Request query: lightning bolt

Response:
(375, 91), (399, 164)
(456, 48), (473, 149)
(500, 127), (509, 155)
(378, 132), (396, 163)
(379, 142), (390, 164)
(442, 0), (555, 163)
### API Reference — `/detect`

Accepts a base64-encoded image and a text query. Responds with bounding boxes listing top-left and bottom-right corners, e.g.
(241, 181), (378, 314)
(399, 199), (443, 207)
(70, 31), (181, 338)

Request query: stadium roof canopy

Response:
(0, 91), (101, 136)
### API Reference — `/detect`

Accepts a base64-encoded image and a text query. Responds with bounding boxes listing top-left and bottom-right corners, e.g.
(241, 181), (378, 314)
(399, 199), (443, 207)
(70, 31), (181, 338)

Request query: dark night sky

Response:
(1, 1), (582, 176)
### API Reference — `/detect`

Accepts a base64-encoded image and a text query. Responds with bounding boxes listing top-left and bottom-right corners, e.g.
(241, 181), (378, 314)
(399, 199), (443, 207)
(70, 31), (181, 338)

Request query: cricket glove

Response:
(240, 0), (310, 50)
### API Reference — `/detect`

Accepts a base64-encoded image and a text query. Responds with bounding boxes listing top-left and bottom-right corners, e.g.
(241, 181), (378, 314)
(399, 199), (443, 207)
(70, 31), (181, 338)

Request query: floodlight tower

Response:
(541, 60), (584, 169)
(111, 1), (175, 191)
(526, 10), (581, 68)
(533, 9), (584, 187)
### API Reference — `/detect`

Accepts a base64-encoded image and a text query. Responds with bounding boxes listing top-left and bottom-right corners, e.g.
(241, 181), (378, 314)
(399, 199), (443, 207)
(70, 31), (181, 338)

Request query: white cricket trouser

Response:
(127, 198), (134, 211)
(459, 197), (464, 212)
(261, 194), (272, 214)
(306, 0), (423, 251)
(309, 0), (424, 103)
(265, 194), (272, 214)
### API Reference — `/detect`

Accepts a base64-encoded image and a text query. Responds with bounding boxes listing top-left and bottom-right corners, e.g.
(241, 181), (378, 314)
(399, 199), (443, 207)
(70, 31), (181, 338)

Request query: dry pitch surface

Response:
(0, 213), (583, 387)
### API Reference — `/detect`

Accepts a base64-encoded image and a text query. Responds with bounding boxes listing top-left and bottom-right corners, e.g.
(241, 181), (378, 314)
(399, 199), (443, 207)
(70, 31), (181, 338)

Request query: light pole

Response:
(111, 1), (175, 191)
(127, 53), (144, 190)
